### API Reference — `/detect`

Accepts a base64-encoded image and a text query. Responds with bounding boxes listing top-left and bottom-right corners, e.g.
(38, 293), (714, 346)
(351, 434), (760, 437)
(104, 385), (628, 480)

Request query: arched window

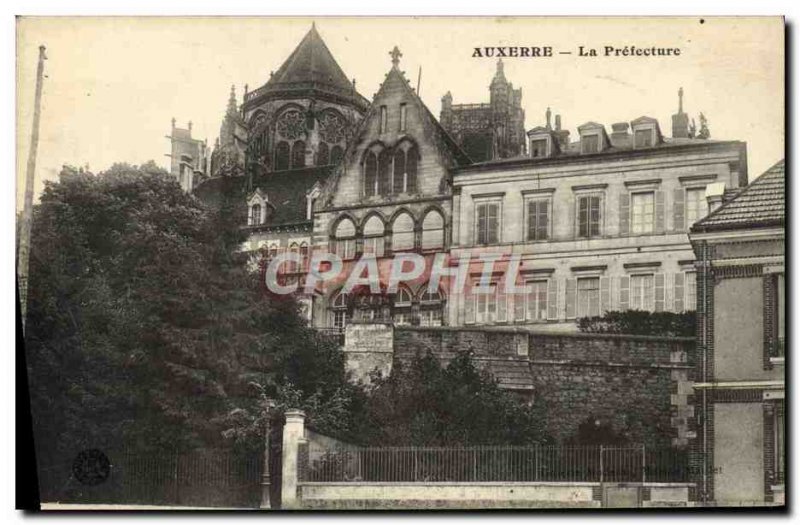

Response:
(330, 291), (349, 330)
(317, 142), (330, 166)
(250, 204), (262, 226)
(421, 209), (445, 250)
(331, 145), (344, 166)
(393, 286), (414, 326)
(291, 141), (306, 169)
(289, 242), (300, 273)
(364, 151), (378, 197)
(405, 145), (418, 193)
(392, 212), (415, 251)
(333, 217), (357, 260)
(362, 215), (385, 257)
(419, 285), (445, 327)
(268, 243), (279, 262)
(378, 150), (392, 196)
(393, 149), (406, 194)
(355, 294), (386, 322)
(275, 141), (290, 171)
(299, 242), (309, 272)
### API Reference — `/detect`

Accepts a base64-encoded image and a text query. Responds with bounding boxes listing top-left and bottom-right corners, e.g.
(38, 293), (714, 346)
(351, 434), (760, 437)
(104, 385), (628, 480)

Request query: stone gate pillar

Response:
(281, 409), (306, 509)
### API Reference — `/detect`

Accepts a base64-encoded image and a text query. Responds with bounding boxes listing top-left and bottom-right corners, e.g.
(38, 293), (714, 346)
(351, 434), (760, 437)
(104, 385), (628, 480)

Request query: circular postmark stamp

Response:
(72, 449), (111, 486)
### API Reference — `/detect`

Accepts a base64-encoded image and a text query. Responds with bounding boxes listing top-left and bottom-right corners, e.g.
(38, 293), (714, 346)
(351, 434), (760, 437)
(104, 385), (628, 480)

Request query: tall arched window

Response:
(355, 294), (386, 322)
(419, 286), (445, 327)
(378, 150), (392, 196)
(291, 141), (306, 169)
(392, 149), (406, 194)
(405, 145), (418, 193)
(392, 212), (415, 251)
(421, 209), (445, 250)
(250, 204), (262, 226)
(333, 217), (357, 260)
(362, 215), (385, 257)
(299, 242), (309, 272)
(268, 243), (279, 260)
(289, 242), (300, 273)
(393, 286), (414, 326)
(364, 151), (378, 197)
(275, 141), (290, 171)
(331, 145), (344, 166)
(317, 142), (330, 166)
(330, 291), (349, 330)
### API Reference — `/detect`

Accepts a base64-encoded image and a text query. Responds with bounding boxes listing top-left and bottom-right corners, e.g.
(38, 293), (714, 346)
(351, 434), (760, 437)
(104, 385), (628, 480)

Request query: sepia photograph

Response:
(15, 15), (785, 511)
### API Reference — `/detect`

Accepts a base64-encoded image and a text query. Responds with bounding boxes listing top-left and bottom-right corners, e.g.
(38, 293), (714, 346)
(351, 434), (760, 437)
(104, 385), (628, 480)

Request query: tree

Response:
(577, 310), (696, 337)
(24, 162), (359, 473)
(359, 350), (551, 446)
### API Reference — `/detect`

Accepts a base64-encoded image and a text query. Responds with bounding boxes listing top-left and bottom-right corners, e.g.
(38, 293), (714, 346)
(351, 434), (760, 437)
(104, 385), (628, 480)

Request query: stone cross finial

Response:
(390, 46), (402, 69)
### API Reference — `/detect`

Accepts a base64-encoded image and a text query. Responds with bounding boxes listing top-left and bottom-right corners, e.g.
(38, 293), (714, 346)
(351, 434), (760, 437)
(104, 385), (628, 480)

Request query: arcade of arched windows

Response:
(330, 208), (445, 260)
(363, 141), (419, 198)
(328, 283), (446, 330)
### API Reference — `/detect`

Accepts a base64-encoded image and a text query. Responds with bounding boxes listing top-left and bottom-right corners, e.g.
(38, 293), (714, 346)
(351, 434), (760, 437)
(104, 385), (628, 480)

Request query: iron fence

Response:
(38, 449), (263, 508)
(301, 444), (688, 484)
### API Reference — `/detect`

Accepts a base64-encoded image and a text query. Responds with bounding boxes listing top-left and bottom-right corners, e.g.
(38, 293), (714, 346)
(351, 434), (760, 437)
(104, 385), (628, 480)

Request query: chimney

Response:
(546, 107), (552, 131)
(611, 122), (630, 144)
(672, 87), (690, 138)
(188, 121), (193, 134)
(555, 114), (562, 131)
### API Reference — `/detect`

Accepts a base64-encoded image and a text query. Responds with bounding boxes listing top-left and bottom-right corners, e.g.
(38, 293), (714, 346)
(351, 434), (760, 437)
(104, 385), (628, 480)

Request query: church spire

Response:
(226, 84), (238, 116)
(491, 59), (507, 87)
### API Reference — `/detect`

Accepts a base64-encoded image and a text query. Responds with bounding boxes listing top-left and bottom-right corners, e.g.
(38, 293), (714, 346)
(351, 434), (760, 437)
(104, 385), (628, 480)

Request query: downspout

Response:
(700, 240), (709, 504)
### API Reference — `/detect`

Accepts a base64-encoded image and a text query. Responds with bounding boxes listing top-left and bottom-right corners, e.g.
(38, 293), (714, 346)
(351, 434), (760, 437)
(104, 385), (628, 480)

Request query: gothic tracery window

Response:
(275, 142), (290, 171)
(364, 151), (378, 197)
(291, 141), (306, 169)
(317, 142), (330, 166)
(318, 111), (346, 144)
(421, 209), (445, 250)
(276, 109), (306, 141)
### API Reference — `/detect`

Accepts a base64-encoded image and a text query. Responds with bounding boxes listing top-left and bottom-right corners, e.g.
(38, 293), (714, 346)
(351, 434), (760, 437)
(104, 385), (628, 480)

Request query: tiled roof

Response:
(692, 159), (785, 232)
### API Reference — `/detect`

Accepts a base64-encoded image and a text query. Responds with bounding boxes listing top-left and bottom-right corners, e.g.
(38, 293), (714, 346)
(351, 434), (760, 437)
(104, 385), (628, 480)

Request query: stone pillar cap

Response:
(284, 409), (306, 419)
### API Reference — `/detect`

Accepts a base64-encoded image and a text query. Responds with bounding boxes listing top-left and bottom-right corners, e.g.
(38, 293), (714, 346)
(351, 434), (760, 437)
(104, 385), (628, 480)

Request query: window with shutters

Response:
(421, 209), (445, 250)
(577, 195), (602, 238)
(774, 403), (785, 484)
(362, 215), (385, 257)
(630, 274), (655, 311)
(686, 187), (709, 225)
(526, 198), (550, 241)
(576, 277), (600, 318)
(333, 217), (357, 260)
(392, 212), (416, 251)
(475, 200), (502, 245)
(631, 191), (655, 234)
(526, 280), (549, 321)
(686, 271), (697, 311)
(766, 273), (785, 360)
(475, 284), (498, 324)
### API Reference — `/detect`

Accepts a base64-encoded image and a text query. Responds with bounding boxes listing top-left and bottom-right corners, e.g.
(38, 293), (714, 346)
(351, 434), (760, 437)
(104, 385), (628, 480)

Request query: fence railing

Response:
(300, 444), (688, 484)
(38, 449), (263, 507)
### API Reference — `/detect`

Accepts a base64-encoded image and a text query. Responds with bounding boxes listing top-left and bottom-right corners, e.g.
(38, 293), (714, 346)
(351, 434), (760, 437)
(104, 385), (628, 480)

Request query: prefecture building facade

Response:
(169, 25), (752, 335)
(688, 160), (785, 506)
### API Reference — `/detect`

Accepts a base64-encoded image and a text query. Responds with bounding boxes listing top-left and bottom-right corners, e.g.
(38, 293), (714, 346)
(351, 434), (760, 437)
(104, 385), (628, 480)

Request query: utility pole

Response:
(18, 45), (47, 329)
(260, 397), (277, 509)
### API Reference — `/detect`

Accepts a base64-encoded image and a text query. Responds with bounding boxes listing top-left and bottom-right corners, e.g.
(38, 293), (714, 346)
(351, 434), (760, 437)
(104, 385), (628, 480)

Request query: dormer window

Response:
(630, 117), (662, 150)
(249, 204), (262, 226)
(530, 139), (549, 158)
(246, 189), (269, 226)
(581, 134), (600, 154)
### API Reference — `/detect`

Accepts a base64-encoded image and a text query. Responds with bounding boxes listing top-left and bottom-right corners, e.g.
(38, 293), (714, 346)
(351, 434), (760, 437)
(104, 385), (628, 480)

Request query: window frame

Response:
(474, 197), (503, 246)
(525, 196), (551, 242)
(576, 193), (603, 239)
(630, 190), (656, 235)
(629, 273), (655, 312)
(576, 276), (601, 318)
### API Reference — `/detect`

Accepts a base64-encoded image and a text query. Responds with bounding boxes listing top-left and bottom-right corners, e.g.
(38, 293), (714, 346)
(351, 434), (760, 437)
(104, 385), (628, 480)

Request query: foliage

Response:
(24, 162), (358, 470)
(577, 310), (696, 337)
(359, 350), (551, 447)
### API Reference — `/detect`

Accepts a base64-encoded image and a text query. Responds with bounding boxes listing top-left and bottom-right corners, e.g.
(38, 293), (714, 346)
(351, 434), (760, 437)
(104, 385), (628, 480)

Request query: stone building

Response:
(688, 160), (785, 506)
(439, 59), (526, 162)
(446, 97), (747, 330)
(165, 118), (208, 192)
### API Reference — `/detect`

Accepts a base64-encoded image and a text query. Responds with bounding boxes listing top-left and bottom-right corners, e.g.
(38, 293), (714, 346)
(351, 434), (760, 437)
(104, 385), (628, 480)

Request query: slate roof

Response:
(245, 25), (369, 111)
(692, 159), (785, 233)
(194, 166), (333, 227)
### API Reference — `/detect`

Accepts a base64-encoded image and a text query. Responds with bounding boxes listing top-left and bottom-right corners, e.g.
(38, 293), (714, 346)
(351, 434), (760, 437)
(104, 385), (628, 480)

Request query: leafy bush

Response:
(577, 310), (696, 337)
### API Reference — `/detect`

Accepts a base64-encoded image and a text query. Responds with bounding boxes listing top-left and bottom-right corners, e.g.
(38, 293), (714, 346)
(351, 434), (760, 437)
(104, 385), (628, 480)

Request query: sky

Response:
(16, 16), (784, 209)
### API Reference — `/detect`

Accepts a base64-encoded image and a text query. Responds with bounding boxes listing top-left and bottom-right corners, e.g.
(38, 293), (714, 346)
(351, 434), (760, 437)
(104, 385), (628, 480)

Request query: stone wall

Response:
(349, 325), (694, 447)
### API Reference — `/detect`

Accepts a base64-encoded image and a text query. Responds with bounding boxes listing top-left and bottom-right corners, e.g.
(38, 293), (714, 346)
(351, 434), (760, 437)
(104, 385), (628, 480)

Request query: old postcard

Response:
(17, 16), (785, 510)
